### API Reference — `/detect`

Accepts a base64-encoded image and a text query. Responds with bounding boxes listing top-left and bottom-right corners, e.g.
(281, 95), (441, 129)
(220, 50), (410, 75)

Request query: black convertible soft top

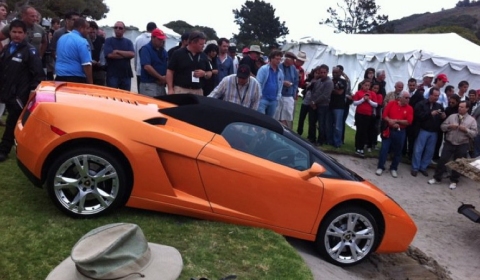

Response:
(156, 94), (284, 135)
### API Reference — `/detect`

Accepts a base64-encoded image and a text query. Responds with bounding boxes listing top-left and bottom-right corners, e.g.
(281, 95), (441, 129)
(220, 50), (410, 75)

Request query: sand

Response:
(290, 154), (480, 280)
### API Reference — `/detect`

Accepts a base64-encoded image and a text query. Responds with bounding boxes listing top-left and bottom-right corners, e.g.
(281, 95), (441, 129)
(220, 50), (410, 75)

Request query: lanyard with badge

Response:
(188, 52), (201, 83)
(236, 78), (249, 105)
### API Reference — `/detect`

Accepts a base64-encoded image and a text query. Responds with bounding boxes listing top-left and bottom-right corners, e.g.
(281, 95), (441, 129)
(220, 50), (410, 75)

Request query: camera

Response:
(334, 81), (344, 90)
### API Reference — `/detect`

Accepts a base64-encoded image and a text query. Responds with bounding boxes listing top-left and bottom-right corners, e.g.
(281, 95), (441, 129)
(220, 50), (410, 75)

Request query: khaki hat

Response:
(248, 45), (264, 54)
(46, 223), (183, 280)
(296, 51), (307, 62)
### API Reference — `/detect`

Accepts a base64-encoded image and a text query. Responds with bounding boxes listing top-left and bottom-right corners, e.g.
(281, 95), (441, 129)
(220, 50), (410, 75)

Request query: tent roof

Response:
(298, 33), (480, 74)
(160, 25), (181, 39)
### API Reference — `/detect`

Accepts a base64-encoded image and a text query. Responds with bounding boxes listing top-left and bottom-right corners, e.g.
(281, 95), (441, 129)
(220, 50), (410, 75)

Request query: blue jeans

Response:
(257, 98), (278, 117)
(412, 129), (437, 171)
(317, 105), (330, 145)
(107, 76), (132, 91)
(377, 128), (406, 171)
(330, 109), (344, 147)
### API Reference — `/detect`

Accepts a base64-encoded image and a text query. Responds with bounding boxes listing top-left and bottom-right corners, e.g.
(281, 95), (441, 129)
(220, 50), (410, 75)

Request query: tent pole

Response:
(410, 50), (422, 79)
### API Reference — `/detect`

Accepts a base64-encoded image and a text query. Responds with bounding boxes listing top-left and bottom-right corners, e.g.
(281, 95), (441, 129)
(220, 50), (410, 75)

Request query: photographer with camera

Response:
(329, 67), (348, 148)
(353, 79), (378, 157)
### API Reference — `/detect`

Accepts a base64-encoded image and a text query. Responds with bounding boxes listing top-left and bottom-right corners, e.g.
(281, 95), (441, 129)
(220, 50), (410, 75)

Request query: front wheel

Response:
(315, 206), (379, 266)
(46, 147), (129, 218)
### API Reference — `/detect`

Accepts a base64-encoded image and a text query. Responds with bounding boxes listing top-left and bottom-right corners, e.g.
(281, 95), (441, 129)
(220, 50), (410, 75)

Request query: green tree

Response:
(320, 0), (388, 34)
(165, 20), (219, 40)
(5, 0), (109, 20)
(164, 20), (194, 36)
(232, 0), (289, 49)
(194, 25), (218, 41)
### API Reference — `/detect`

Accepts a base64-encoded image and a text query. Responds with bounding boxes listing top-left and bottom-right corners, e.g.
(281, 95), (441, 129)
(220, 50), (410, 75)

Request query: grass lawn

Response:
(293, 100), (380, 159)
(0, 115), (312, 280)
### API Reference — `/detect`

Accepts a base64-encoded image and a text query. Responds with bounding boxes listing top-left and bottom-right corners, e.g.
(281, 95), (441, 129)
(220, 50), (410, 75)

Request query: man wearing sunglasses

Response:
(104, 21), (135, 91)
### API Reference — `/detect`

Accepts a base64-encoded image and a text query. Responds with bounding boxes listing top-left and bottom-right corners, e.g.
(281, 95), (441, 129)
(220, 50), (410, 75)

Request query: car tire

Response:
(46, 147), (129, 218)
(315, 206), (379, 266)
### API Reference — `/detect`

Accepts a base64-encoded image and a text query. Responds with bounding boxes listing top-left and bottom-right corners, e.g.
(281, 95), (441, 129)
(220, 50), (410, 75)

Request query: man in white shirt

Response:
(134, 22), (156, 92)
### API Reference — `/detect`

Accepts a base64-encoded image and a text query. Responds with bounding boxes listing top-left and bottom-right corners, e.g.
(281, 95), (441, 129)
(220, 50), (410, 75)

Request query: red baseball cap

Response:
(151, 28), (166, 40)
(437, 73), (449, 82)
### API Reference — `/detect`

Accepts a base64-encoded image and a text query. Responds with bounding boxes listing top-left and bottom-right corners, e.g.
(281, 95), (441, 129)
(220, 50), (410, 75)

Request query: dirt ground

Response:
(289, 154), (480, 280)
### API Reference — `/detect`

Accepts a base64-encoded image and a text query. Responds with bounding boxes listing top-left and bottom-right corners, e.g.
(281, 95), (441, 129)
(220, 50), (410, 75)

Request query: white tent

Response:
(283, 33), (480, 92)
(283, 33), (480, 128)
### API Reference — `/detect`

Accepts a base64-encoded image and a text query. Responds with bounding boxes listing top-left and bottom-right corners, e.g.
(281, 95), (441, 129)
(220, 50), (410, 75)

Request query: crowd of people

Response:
(353, 68), (479, 190)
(0, 4), (479, 192)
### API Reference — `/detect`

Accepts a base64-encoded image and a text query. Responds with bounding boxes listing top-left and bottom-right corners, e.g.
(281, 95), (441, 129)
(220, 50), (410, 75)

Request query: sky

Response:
(97, 0), (460, 40)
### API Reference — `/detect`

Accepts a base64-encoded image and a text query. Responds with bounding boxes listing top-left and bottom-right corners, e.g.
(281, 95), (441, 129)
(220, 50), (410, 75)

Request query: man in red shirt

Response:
(375, 91), (414, 178)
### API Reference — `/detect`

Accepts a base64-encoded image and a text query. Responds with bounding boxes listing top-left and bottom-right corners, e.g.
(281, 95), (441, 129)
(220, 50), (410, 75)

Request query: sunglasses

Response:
(113, 26), (124, 30)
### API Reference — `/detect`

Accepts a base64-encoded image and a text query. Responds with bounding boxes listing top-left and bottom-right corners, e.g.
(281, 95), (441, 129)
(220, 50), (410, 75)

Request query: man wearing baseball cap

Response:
(419, 71), (434, 93)
(423, 73), (449, 108)
(208, 64), (262, 110)
(138, 28), (168, 97)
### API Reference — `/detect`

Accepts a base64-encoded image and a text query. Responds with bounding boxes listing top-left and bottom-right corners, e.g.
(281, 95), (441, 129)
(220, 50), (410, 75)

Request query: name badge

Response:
(12, 57), (22, 62)
(33, 33), (42, 38)
(192, 71), (199, 83)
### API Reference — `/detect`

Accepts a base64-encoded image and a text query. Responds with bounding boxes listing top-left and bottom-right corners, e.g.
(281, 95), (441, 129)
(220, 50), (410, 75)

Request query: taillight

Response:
(26, 92), (56, 112)
(22, 91), (56, 125)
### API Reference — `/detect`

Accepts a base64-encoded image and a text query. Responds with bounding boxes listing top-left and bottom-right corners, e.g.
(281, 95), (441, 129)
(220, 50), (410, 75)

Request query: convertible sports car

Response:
(15, 81), (417, 266)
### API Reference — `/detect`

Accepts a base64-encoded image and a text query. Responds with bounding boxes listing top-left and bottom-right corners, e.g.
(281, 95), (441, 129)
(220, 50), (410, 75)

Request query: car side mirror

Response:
(299, 162), (326, 180)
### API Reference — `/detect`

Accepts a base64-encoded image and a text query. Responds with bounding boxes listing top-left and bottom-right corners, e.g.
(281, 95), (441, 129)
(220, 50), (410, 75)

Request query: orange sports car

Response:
(15, 81), (416, 266)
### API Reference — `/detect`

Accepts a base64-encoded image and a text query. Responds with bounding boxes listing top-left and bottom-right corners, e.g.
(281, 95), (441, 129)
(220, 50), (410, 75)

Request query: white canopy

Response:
(283, 33), (480, 91)
(283, 33), (480, 131)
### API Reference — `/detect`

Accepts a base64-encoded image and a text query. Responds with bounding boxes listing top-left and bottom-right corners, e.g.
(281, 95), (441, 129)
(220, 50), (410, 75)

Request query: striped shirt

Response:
(208, 74), (262, 110)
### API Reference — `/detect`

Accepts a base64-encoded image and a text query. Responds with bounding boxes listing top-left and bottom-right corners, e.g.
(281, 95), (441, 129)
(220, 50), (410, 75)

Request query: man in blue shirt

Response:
(104, 21), (135, 91)
(215, 38), (234, 86)
(55, 18), (92, 83)
(256, 50), (284, 117)
(139, 28), (168, 97)
(276, 52), (299, 128)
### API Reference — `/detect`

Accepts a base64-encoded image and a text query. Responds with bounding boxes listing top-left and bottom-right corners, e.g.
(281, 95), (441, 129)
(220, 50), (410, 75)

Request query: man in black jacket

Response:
(0, 20), (44, 162)
(410, 87), (446, 176)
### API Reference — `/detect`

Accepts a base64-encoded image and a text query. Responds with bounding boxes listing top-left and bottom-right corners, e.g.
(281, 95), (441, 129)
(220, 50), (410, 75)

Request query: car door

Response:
(197, 123), (324, 233)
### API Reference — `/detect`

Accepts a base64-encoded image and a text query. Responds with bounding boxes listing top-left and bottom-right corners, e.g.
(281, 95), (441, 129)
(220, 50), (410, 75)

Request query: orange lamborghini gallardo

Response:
(14, 81), (416, 266)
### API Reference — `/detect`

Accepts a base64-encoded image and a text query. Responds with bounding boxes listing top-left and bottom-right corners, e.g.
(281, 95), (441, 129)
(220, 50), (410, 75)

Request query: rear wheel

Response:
(46, 147), (129, 218)
(315, 206), (379, 266)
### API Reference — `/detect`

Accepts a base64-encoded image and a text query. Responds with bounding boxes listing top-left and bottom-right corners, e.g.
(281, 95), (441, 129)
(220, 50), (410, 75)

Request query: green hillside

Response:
(377, 5), (480, 45)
